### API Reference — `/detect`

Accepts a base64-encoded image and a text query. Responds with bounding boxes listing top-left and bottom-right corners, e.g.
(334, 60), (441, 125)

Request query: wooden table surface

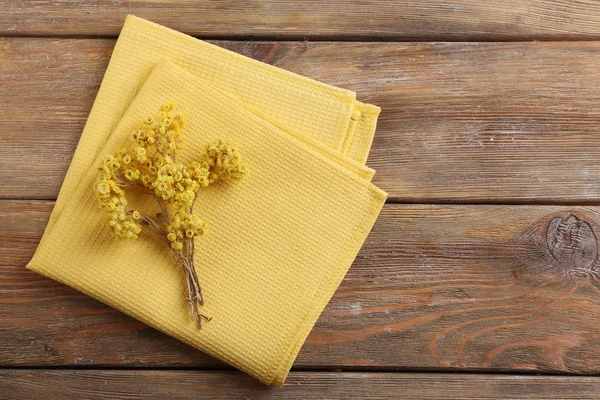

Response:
(3, 2), (600, 399)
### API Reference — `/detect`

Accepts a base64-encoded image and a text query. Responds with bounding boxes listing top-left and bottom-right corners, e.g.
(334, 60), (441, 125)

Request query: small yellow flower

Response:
(141, 175), (152, 186)
(161, 102), (175, 112)
(156, 181), (168, 192)
(95, 182), (111, 198)
(124, 170), (136, 181)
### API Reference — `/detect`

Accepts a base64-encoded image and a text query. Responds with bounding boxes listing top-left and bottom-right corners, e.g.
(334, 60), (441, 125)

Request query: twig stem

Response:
(133, 190), (209, 328)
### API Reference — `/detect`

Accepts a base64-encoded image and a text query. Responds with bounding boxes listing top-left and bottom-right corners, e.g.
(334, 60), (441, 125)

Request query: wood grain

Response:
(2, 39), (600, 202)
(3, 1), (600, 40)
(3, 370), (600, 400)
(5, 200), (600, 373)
(5, 0), (600, 394)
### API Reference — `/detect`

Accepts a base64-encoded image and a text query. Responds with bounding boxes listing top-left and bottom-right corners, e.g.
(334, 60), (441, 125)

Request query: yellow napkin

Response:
(28, 16), (387, 386)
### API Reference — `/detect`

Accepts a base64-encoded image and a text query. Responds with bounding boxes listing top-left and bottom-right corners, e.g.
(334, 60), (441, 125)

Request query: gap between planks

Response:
(5, 33), (600, 43)
(5, 197), (600, 206)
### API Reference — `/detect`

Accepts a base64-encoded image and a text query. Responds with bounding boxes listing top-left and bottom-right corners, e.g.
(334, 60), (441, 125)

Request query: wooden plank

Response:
(0, 38), (112, 199)
(4, 200), (600, 373)
(3, 1), (600, 40)
(3, 371), (600, 400)
(2, 39), (600, 202)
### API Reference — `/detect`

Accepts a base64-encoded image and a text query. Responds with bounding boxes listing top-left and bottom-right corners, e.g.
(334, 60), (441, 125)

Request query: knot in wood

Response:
(546, 214), (598, 271)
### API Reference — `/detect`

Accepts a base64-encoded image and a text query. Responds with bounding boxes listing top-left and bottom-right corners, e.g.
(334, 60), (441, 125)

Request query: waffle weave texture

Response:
(27, 16), (387, 387)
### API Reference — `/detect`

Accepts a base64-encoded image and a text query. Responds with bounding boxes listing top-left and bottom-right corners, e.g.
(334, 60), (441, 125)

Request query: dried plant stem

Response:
(133, 211), (167, 236)
(178, 247), (210, 328)
(153, 193), (170, 223)
(140, 194), (209, 328)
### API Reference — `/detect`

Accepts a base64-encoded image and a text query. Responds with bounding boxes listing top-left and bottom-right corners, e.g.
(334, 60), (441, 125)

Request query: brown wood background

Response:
(3, 2), (600, 399)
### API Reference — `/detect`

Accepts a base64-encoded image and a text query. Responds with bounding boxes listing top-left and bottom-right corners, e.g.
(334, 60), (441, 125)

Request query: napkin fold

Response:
(28, 16), (387, 387)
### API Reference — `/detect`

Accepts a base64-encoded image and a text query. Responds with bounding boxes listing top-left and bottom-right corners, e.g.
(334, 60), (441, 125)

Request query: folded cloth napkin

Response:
(28, 16), (387, 386)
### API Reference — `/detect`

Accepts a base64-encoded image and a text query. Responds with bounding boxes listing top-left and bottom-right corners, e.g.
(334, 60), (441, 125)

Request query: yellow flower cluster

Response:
(133, 102), (185, 155)
(94, 154), (142, 239)
(203, 139), (248, 183)
(94, 103), (247, 247)
(167, 213), (207, 250)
